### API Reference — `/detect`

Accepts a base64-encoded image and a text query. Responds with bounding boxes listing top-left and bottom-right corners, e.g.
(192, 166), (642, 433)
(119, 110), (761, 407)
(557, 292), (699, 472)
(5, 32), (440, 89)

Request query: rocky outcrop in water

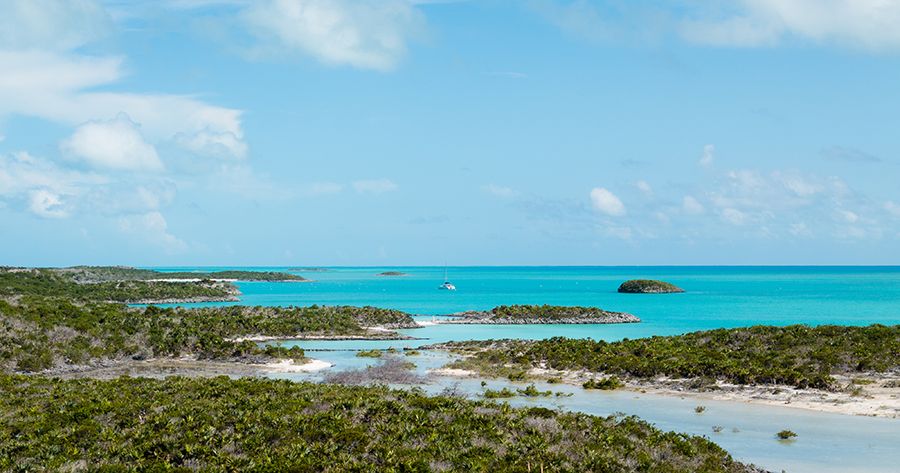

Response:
(618, 279), (684, 294)
(443, 305), (640, 324)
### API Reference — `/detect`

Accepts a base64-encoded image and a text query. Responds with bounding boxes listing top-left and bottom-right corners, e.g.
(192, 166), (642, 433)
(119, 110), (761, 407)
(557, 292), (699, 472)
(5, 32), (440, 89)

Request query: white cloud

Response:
(681, 0), (900, 50)
(307, 182), (344, 195)
(590, 187), (626, 216)
(353, 178), (398, 194)
(483, 184), (518, 198)
(720, 207), (748, 225)
(0, 0), (112, 51)
(682, 195), (705, 215)
(209, 164), (293, 200)
(635, 180), (653, 196)
(60, 114), (163, 172)
(242, 0), (424, 71)
(699, 144), (715, 167)
(602, 225), (633, 240)
(0, 151), (106, 200)
(536, 1), (900, 52)
(28, 189), (67, 218)
(175, 128), (247, 160)
(885, 201), (900, 218)
(778, 173), (821, 198)
(789, 222), (812, 237)
(837, 209), (859, 223)
(0, 51), (246, 160)
(118, 211), (187, 253)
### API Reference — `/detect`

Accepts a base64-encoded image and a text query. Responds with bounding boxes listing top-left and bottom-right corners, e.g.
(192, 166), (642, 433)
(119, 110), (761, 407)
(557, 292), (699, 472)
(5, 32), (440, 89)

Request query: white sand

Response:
(429, 367), (475, 377)
(264, 359), (333, 373)
(363, 326), (392, 332)
(146, 278), (239, 282)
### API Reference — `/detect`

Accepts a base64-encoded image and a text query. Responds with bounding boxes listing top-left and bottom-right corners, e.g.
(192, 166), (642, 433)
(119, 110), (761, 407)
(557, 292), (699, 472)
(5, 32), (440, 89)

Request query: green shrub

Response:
(583, 377), (623, 390)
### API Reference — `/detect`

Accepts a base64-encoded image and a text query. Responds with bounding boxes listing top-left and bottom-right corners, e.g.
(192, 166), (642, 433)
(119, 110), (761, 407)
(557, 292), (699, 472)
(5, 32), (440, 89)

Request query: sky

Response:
(1, 0), (899, 266)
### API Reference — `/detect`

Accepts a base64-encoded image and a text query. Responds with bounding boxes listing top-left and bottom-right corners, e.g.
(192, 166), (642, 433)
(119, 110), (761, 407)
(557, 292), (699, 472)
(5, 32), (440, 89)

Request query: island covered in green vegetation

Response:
(0, 298), (416, 374)
(1, 268), (238, 303)
(0, 374), (761, 472)
(445, 305), (640, 324)
(56, 266), (308, 282)
(429, 325), (900, 417)
(435, 325), (898, 390)
(0, 266), (309, 304)
(377, 271), (408, 276)
(618, 279), (684, 293)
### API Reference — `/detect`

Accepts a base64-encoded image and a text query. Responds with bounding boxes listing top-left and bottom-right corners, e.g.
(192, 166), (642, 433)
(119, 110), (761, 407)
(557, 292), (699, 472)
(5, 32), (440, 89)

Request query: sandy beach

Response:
(429, 365), (900, 418)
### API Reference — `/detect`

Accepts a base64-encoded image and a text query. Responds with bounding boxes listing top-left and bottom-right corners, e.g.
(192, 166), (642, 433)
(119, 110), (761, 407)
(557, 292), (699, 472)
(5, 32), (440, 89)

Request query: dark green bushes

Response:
(0, 269), (234, 302)
(0, 374), (757, 472)
(446, 325), (899, 390)
(582, 377), (623, 390)
(0, 299), (414, 372)
(776, 430), (797, 440)
(618, 279), (684, 293)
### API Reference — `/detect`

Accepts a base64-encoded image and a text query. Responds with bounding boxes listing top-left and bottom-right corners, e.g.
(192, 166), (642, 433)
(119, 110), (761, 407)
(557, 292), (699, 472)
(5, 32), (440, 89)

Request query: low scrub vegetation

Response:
(442, 325), (899, 389)
(0, 299), (415, 373)
(0, 268), (235, 303)
(0, 374), (758, 472)
(582, 377), (624, 390)
(618, 279), (684, 293)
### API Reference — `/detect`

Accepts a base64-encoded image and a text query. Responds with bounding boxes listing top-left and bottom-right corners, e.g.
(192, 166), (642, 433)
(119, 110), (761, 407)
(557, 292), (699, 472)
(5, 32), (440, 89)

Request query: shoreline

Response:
(124, 295), (240, 304)
(429, 365), (900, 418)
(230, 331), (422, 343)
(441, 308), (640, 325)
(42, 357), (334, 380)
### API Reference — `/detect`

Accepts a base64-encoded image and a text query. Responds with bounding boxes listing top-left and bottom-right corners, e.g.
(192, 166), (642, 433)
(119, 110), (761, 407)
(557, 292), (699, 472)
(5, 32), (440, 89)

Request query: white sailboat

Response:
(438, 266), (456, 291)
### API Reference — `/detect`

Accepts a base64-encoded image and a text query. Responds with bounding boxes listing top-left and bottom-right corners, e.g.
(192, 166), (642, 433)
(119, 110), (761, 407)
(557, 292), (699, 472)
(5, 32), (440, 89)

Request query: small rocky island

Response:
(618, 279), (684, 294)
(445, 305), (639, 324)
(377, 271), (408, 277)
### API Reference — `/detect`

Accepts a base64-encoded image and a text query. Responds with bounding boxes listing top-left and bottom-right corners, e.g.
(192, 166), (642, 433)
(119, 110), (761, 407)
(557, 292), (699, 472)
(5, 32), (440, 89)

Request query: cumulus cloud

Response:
(483, 184), (518, 198)
(175, 128), (247, 160)
(242, 0), (424, 71)
(720, 207), (748, 225)
(534, 0), (900, 52)
(0, 150), (184, 219)
(680, 0), (900, 50)
(682, 195), (705, 215)
(837, 209), (859, 223)
(60, 114), (163, 171)
(635, 180), (653, 196)
(590, 187), (626, 216)
(789, 222), (812, 237)
(118, 211), (187, 253)
(353, 178), (398, 194)
(885, 201), (900, 218)
(0, 4), (247, 160)
(28, 189), (67, 218)
(699, 144), (715, 167)
(307, 182), (344, 195)
(0, 51), (246, 158)
(0, 0), (112, 51)
(0, 151), (106, 216)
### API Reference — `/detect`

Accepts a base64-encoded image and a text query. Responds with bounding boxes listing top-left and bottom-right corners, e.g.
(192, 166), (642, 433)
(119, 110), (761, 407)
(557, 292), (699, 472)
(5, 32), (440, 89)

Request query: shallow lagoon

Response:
(161, 266), (900, 473)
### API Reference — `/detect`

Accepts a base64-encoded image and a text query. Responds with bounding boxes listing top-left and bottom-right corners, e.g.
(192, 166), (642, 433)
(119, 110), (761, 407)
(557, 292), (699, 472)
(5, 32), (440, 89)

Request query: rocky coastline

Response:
(618, 279), (684, 294)
(442, 306), (640, 324)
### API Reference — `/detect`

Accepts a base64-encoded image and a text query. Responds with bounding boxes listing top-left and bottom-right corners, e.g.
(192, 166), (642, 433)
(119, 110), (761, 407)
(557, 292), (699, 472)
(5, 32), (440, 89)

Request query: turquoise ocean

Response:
(153, 266), (900, 473)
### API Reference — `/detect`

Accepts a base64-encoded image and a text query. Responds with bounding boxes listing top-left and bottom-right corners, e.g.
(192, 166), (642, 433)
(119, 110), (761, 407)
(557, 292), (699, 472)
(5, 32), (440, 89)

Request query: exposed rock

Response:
(618, 279), (684, 294)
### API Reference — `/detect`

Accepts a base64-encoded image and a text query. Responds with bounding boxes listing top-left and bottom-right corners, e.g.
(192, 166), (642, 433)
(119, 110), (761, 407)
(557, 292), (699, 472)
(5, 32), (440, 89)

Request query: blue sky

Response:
(1, 0), (899, 266)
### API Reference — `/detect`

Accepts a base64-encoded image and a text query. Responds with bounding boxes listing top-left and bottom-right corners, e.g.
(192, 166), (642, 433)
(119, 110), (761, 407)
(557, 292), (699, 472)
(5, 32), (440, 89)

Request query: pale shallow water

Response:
(155, 266), (900, 473)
